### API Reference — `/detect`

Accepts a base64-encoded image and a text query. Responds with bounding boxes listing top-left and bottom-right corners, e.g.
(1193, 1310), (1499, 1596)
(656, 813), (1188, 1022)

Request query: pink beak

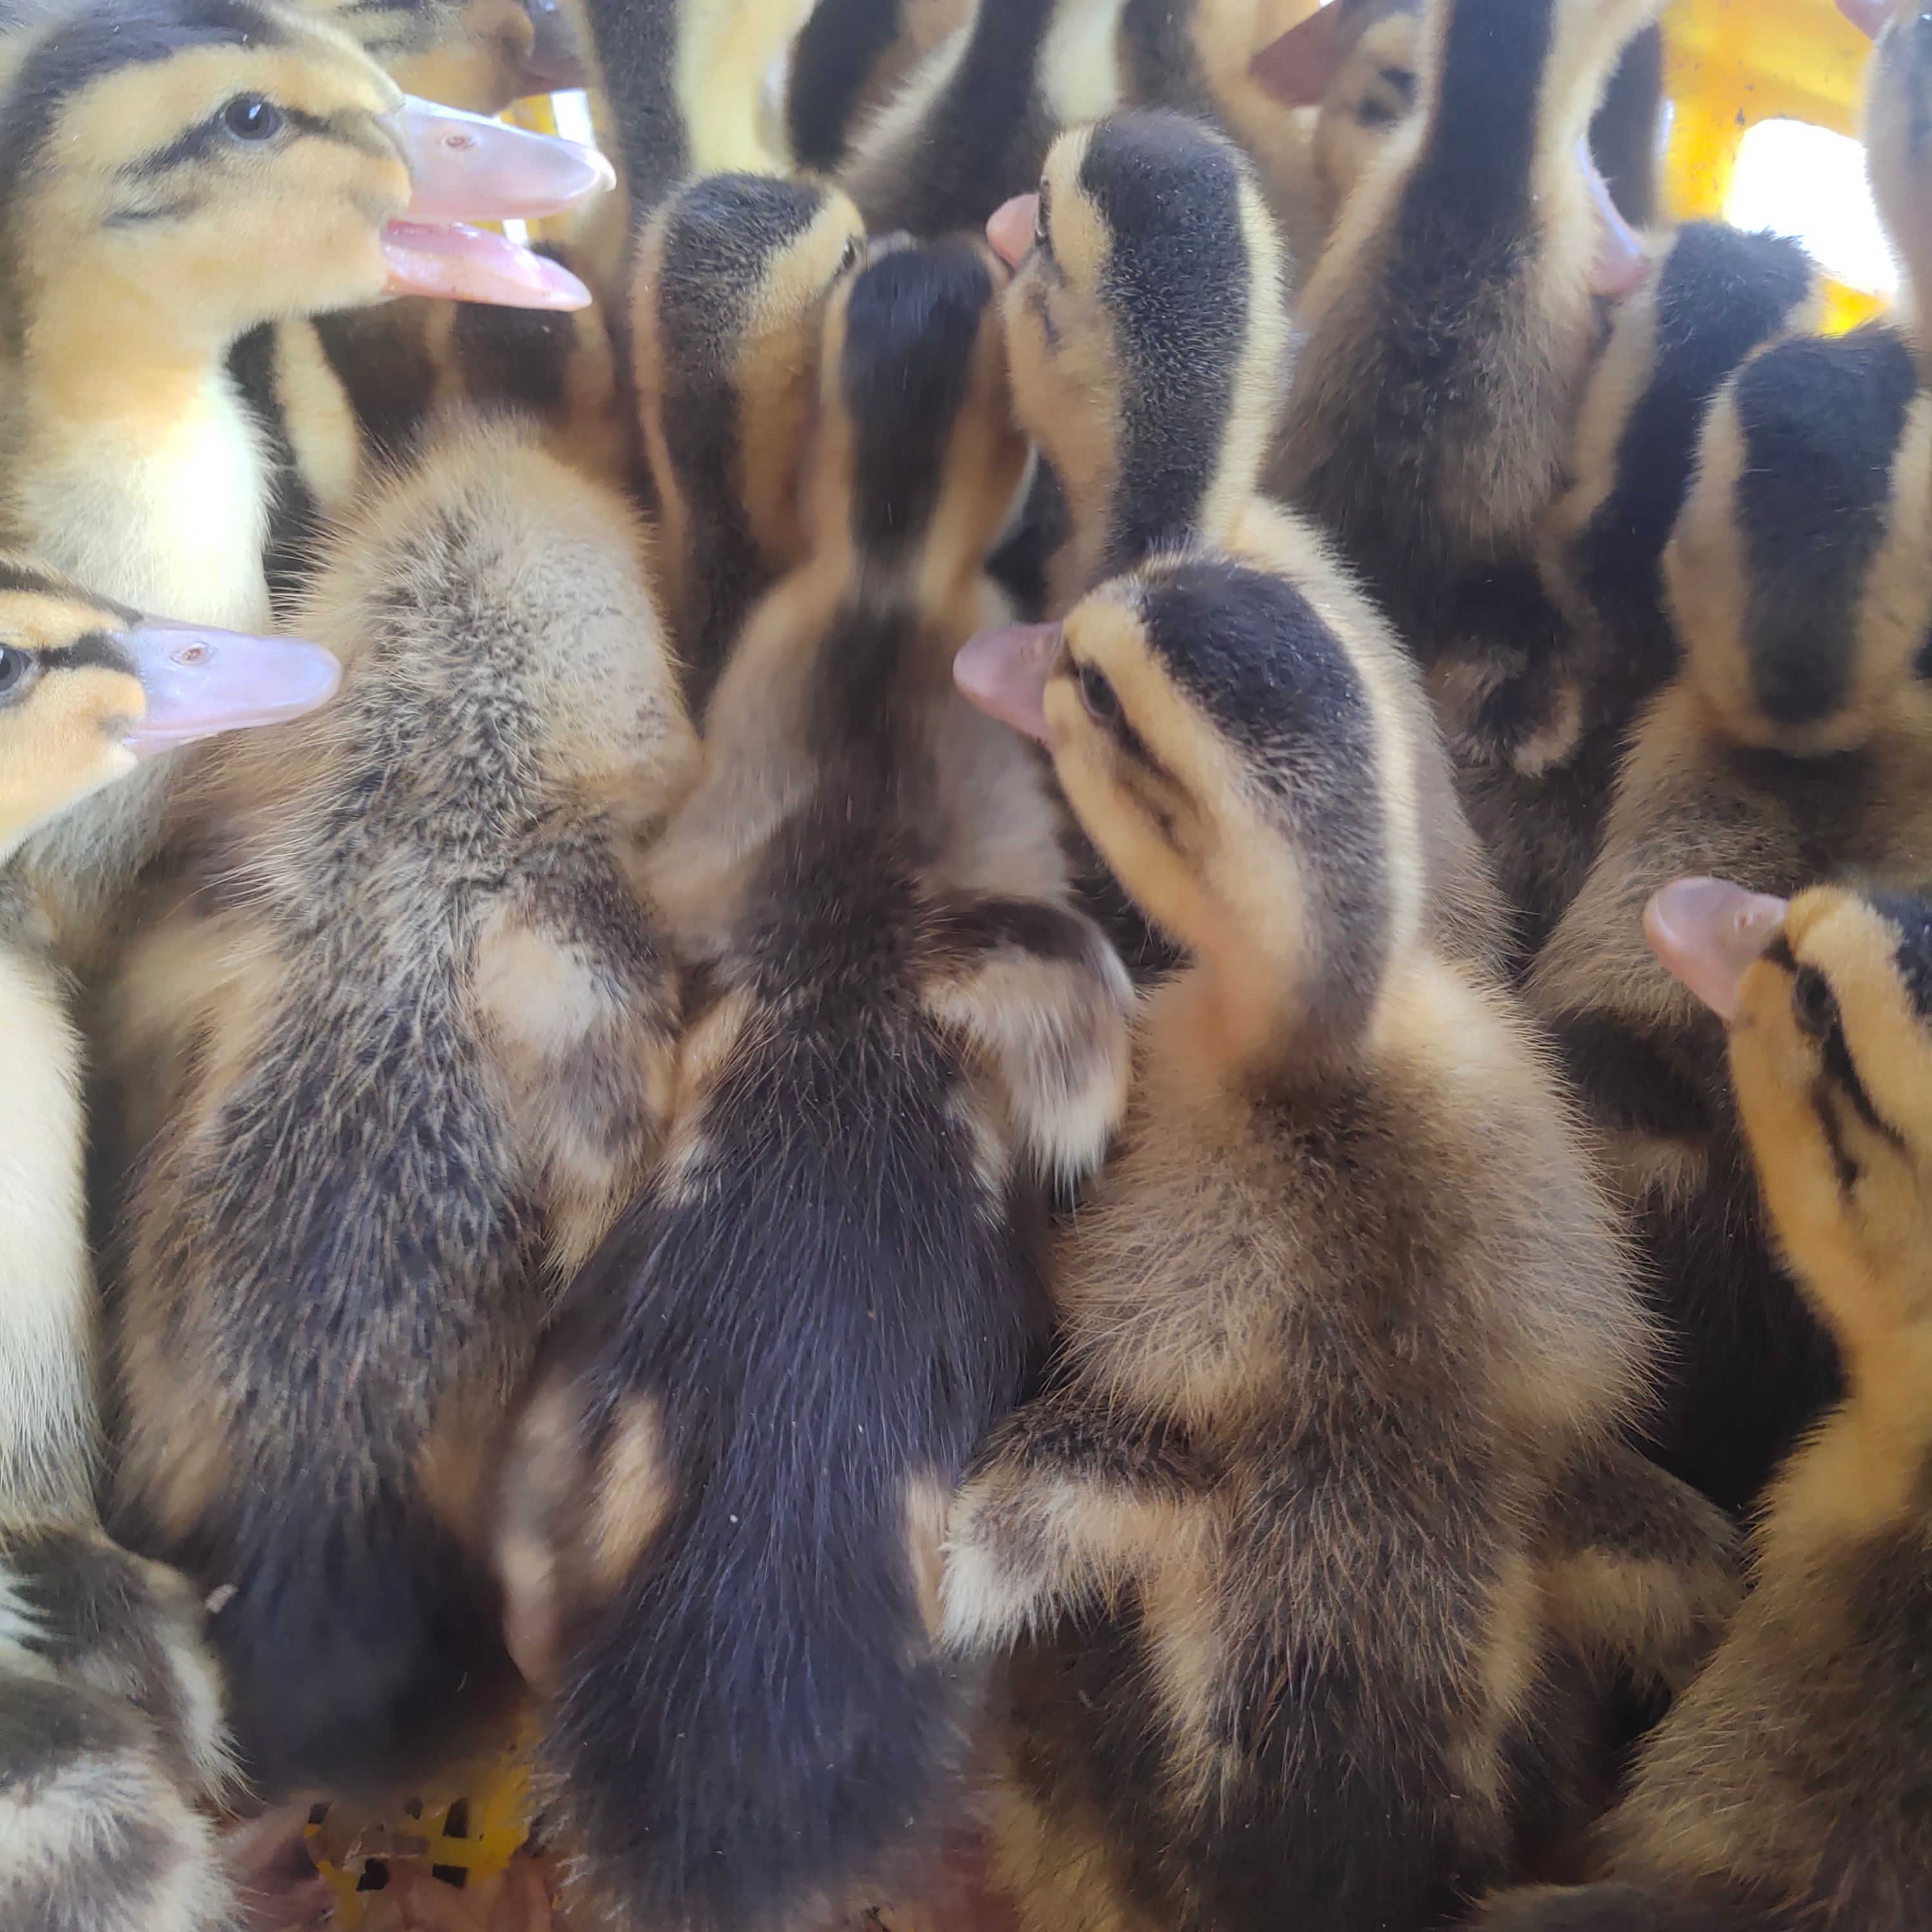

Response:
(1247, 0), (1374, 106)
(1581, 138), (1650, 299)
(1644, 877), (1791, 1022)
(1837, 0), (1897, 38)
(987, 194), (1038, 270)
(118, 622), (342, 758)
(954, 623), (1061, 744)
(379, 97), (612, 308)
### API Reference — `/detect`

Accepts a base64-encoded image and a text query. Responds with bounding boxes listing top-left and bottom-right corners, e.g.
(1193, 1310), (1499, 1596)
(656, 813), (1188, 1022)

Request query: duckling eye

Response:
(1033, 190), (1050, 252)
(223, 96), (285, 144)
(1076, 661), (1120, 726)
(0, 647), (27, 699)
(837, 234), (861, 277)
(1792, 965), (1839, 1040)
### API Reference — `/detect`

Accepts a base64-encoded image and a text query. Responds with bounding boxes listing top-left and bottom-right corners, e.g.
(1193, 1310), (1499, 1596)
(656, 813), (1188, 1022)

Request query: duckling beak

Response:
(1581, 141), (1650, 299)
(955, 622), (1060, 745)
(519, 0), (587, 92)
(381, 220), (592, 308)
(987, 195), (1036, 270)
(1645, 877), (1790, 1023)
(118, 623), (342, 759)
(1839, 0), (1898, 39)
(388, 97), (614, 223)
(1247, 0), (1374, 107)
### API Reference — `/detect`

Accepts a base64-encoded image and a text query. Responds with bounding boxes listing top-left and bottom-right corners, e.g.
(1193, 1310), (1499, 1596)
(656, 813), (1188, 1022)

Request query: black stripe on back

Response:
(840, 240), (994, 560)
(1120, 0), (1213, 118)
(1136, 558), (1391, 1042)
(1079, 113), (1248, 580)
(1732, 326), (1920, 728)
(652, 175), (826, 701)
(577, 0), (685, 214)
(786, 0), (905, 172)
(1574, 223), (1813, 646)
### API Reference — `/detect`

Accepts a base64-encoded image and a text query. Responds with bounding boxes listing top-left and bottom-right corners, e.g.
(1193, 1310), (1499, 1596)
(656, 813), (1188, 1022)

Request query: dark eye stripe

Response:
(37, 630), (136, 676)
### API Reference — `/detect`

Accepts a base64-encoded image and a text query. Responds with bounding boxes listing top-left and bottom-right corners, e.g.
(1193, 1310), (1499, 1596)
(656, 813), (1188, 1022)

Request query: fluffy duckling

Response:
(104, 417), (696, 1799)
(631, 171), (867, 708)
(0, 560), (337, 1932)
(992, 111), (1504, 976)
(946, 532), (1728, 1931)
(1483, 875), (1932, 1931)
(1530, 321), (1932, 1512)
(1448, 221), (1822, 952)
(493, 238), (1132, 1931)
(1271, 0), (1662, 643)
(0, 0), (606, 966)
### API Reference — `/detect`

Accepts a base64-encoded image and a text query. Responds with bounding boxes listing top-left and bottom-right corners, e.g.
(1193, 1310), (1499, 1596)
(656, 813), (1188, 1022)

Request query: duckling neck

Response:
(1410, 0), (1600, 223)
(5, 275), (271, 630)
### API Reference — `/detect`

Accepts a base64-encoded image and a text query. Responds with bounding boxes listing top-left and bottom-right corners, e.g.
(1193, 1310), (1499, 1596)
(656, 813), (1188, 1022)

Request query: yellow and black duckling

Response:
(1446, 220), (1823, 955)
(0, 558), (338, 1932)
(1270, 0), (1660, 642)
(990, 110), (1504, 978)
(1483, 875), (1932, 1932)
(630, 170), (867, 710)
(103, 417), (696, 1801)
(946, 536), (1731, 1930)
(493, 236), (1132, 1930)
(1530, 319), (1932, 1514)
(0, 0), (606, 967)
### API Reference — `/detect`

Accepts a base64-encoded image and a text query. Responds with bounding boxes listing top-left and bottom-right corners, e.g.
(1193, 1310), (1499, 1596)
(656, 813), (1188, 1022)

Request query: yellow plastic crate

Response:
(1660, 0), (1888, 329)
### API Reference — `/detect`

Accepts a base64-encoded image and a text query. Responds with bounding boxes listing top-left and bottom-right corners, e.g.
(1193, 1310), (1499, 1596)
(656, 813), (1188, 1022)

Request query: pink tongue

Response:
(381, 220), (592, 308)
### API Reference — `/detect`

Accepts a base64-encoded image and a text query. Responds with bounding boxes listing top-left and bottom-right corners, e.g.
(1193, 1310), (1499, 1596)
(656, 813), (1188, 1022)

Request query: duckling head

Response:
(1649, 873), (1932, 1341)
(0, 554), (339, 858)
(1310, 2), (1419, 230)
(811, 232), (1029, 603)
(633, 173), (866, 589)
(958, 539), (1433, 1074)
(0, 0), (607, 357)
(985, 110), (1291, 605)
(1665, 327), (1932, 755)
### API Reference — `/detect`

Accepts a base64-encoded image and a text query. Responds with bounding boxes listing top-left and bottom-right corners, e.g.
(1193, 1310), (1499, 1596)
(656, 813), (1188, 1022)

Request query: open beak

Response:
(1644, 876), (1790, 1022)
(1247, 0), (1375, 106)
(379, 97), (612, 308)
(118, 623), (342, 759)
(954, 623), (1060, 744)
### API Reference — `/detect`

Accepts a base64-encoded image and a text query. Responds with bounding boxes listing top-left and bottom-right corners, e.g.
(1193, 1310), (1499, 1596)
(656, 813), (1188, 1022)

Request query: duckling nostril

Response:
(172, 643), (209, 667)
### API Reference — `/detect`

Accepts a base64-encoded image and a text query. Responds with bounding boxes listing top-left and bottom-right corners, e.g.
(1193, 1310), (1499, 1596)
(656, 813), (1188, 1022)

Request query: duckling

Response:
(944, 530), (1727, 1931)
(0, 560), (337, 1932)
(1529, 321), (1932, 1512)
(0, 0), (609, 968)
(630, 171), (867, 708)
(1270, 0), (1663, 644)
(1481, 875), (1932, 1931)
(1446, 221), (1823, 956)
(104, 417), (696, 1799)
(991, 111), (1504, 975)
(493, 236), (1132, 1930)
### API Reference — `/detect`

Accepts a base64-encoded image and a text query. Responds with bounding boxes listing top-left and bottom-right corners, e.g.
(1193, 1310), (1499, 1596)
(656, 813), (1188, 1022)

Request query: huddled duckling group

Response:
(3, 0), (1931, 1928)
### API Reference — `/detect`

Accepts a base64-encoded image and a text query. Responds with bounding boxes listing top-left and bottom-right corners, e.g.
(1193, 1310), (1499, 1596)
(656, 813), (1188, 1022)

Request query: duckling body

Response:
(947, 523), (1730, 1931)
(495, 239), (1131, 1931)
(1483, 878), (1932, 1930)
(106, 418), (695, 1797)
(1531, 322), (1932, 1512)
(631, 173), (866, 709)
